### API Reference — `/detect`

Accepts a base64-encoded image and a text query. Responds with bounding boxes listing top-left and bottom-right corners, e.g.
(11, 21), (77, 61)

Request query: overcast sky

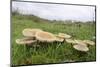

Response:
(12, 1), (95, 22)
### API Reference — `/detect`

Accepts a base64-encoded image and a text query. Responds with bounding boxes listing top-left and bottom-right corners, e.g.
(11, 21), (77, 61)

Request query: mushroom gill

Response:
(16, 37), (37, 45)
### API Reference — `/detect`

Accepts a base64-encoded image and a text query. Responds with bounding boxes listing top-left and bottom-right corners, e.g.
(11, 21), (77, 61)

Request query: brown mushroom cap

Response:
(35, 31), (56, 42)
(16, 37), (37, 45)
(65, 39), (76, 44)
(73, 44), (89, 52)
(57, 33), (71, 39)
(22, 28), (42, 37)
(83, 40), (95, 45)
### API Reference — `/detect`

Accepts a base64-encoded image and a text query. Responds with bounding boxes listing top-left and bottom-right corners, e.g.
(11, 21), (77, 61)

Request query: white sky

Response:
(12, 1), (95, 22)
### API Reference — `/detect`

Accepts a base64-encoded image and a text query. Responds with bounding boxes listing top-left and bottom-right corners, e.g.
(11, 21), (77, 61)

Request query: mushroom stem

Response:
(64, 38), (66, 42)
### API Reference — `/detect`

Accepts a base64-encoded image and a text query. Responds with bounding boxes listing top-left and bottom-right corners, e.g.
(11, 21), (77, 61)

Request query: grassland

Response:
(12, 14), (96, 66)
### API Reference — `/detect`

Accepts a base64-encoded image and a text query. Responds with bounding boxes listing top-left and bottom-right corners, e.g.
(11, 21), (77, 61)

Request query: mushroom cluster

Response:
(16, 28), (57, 45)
(15, 28), (95, 52)
(66, 39), (95, 52)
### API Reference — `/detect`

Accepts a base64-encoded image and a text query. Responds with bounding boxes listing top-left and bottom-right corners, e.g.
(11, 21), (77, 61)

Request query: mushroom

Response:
(73, 44), (89, 52)
(65, 39), (76, 44)
(74, 40), (83, 43)
(83, 40), (95, 46)
(35, 31), (56, 42)
(74, 39), (87, 46)
(22, 28), (42, 37)
(15, 37), (37, 45)
(55, 37), (64, 42)
(57, 33), (71, 39)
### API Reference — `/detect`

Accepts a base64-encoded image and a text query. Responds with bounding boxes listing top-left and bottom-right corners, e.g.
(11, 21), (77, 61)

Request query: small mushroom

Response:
(35, 31), (56, 42)
(57, 33), (71, 39)
(73, 44), (89, 52)
(83, 40), (95, 46)
(55, 37), (64, 42)
(74, 40), (84, 43)
(16, 37), (37, 45)
(74, 39), (87, 46)
(22, 28), (42, 37)
(65, 39), (76, 44)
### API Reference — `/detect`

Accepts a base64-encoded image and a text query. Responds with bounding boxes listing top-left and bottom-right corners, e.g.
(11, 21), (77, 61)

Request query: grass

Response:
(12, 14), (96, 66)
